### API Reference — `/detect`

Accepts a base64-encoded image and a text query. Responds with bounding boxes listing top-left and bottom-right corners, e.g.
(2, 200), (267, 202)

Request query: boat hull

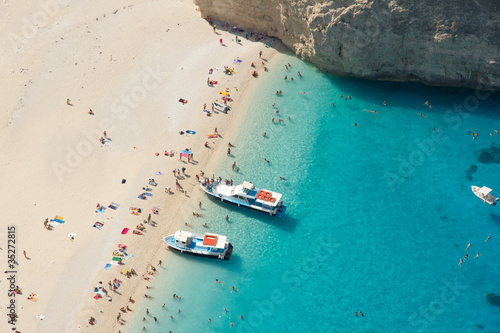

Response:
(206, 190), (286, 217)
(472, 185), (498, 206)
(163, 235), (233, 260)
(200, 183), (287, 217)
(167, 243), (233, 260)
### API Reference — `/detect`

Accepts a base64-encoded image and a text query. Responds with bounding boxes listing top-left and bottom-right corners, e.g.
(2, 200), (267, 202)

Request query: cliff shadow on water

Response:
(328, 75), (500, 117)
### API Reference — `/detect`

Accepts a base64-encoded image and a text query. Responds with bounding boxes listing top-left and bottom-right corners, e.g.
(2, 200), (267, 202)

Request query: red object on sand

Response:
(220, 38), (223, 44)
(94, 294), (100, 300)
(121, 228), (129, 235)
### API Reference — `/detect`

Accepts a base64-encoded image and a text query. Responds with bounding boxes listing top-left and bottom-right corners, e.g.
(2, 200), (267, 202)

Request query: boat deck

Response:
(166, 236), (226, 254)
(201, 181), (287, 217)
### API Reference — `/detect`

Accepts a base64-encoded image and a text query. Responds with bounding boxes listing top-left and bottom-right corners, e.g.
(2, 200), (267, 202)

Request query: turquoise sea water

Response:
(128, 54), (500, 333)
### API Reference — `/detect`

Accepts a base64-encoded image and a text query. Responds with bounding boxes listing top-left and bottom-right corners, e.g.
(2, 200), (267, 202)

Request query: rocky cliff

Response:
(194, 0), (500, 90)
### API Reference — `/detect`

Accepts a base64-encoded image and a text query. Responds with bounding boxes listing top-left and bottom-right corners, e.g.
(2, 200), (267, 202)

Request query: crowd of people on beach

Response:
(78, 18), (275, 332)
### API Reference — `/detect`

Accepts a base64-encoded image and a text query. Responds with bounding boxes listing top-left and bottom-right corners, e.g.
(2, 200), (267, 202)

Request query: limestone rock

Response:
(194, 0), (500, 90)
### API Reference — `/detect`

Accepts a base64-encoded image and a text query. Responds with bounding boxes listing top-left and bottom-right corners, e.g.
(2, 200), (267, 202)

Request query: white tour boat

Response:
(200, 180), (287, 217)
(472, 185), (499, 205)
(163, 231), (233, 260)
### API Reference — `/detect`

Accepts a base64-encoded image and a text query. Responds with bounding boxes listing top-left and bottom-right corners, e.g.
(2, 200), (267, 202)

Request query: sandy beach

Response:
(0, 0), (285, 332)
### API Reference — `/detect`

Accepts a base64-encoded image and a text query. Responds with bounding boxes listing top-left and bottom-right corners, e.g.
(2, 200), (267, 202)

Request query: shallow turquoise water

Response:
(128, 54), (500, 333)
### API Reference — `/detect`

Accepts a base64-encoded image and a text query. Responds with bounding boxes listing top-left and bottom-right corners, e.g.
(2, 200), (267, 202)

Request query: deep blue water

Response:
(128, 54), (500, 333)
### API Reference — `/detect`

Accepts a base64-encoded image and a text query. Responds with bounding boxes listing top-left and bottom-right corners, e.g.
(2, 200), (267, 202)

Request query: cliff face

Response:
(194, 0), (500, 89)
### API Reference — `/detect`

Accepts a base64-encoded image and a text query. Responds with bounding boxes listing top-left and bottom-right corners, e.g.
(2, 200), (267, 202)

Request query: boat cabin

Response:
(476, 186), (499, 205)
(478, 186), (493, 197)
(174, 230), (193, 247)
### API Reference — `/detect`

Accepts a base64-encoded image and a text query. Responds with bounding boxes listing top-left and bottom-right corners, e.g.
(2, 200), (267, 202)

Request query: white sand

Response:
(0, 0), (285, 332)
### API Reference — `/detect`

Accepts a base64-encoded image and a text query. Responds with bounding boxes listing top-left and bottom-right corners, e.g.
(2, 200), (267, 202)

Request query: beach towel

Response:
(124, 254), (133, 260)
(108, 202), (120, 210)
(112, 256), (121, 262)
(110, 261), (119, 266)
(104, 264), (111, 270)
(149, 181), (157, 186)
(93, 222), (104, 230)
(219, 91), (229, 96)
(138, 194), (146, 200)
(94, 294), (100, 300)
(186, 130), (196, 134)
(208, 134), (217, 138)
(155, 171), (163, 175)
(144, 192), (152, 197)
(51, 218), (65, 223)
(232, 59), (242, 65)
(121, 228), (129, 235)
(96, 207), (106, 213)
(120, 268), (129, 275)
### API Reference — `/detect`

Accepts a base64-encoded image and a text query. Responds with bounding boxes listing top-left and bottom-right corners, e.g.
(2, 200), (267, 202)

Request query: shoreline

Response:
(120, 27), (288, 333)
(120, 40), (286, 333)
(0, 1), (287, 332)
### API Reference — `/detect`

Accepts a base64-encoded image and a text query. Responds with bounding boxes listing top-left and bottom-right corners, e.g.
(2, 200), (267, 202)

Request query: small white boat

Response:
(163, 231), (233, 260)
(471, 186), (499, 205)
(200, 180), (287, 217)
